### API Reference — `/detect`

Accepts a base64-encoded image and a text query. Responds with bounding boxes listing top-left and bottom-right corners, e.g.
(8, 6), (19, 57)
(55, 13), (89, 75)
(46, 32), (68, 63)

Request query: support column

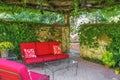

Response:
(64, 14), (70, 52)
(64, 14), (70, 26)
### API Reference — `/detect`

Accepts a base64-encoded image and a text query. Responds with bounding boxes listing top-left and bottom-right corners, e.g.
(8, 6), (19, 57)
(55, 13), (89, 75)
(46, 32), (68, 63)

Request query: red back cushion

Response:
(53, 45), (62, 55)
(49, 42), (62, 54)
(23, 49), (36, 58)
(36, 42), (51, 56)
(20, 42), (36, 58)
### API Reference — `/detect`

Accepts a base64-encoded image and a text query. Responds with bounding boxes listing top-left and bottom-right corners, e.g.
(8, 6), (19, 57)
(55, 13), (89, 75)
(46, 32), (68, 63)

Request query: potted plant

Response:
(102, 51), (115, 69)
(0, 41), (14, 58)
(114, 67), (120, 75)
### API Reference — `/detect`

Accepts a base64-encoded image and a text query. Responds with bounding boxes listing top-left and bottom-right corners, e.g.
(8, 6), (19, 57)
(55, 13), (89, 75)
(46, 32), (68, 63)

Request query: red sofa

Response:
(0, 58), (49, 80)
(20, 41), (69, 64)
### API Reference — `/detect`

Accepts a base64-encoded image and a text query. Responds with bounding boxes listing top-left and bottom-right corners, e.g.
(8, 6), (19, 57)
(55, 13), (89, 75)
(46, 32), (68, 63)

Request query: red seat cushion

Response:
(0, 58), (31, 80)
(56, 54), (69, 60)
(0, 59), (50, 80)
(25, 57), (43, 64)
(49, 42), (62, 54)
(40, 55), (57, 61)
(36, 42), (52, 56)
(20, 42), (36, 58)
(0, 70), (20, 80)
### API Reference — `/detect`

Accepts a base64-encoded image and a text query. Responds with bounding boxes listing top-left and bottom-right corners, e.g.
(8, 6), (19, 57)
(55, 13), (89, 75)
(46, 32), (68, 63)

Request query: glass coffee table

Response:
(44, 58), (78, 80)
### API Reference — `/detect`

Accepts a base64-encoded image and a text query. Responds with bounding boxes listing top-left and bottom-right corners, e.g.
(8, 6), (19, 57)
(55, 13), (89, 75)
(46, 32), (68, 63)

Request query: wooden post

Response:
(64, 13), (70, 52)
(64, 14), (70, 26)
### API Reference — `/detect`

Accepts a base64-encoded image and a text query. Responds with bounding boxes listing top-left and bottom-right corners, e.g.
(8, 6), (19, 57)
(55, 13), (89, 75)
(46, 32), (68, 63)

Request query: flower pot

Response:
(0, 49), (8, 58)
(114, 68), (120, 75)
(114, 70), (119, 75)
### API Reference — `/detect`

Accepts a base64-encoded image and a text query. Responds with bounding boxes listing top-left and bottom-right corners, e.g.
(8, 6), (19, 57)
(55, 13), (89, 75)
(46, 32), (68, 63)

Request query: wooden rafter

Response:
(0, 0), (120, 14)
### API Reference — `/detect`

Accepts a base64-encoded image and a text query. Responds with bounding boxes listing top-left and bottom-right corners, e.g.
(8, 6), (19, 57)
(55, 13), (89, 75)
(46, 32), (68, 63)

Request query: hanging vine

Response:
(74, 0), (79, 13)
(37, 0), (44, 14)
(23, 0), (28, 6)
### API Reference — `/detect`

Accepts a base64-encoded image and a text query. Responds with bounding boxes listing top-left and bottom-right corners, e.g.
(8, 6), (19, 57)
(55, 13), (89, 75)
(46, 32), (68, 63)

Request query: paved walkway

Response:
(30, 49), (120, 80)
(70, 42), (80, 51)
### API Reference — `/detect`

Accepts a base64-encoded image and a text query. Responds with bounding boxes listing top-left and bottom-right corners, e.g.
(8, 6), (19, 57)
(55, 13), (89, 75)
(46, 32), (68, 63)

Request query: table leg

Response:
(67, 59), (70, 70)
(52, 71), (54, 80)
(75, 62), (78, 75)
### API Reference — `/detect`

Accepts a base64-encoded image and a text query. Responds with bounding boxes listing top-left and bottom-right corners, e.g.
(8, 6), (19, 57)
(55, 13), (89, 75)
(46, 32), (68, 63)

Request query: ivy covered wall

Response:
(0, 20), (69, 58)
(78, 23), (120, 60)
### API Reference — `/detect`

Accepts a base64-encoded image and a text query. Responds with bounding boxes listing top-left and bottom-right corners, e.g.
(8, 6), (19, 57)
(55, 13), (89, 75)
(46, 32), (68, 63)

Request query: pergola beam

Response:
(0, 0), (119, 14)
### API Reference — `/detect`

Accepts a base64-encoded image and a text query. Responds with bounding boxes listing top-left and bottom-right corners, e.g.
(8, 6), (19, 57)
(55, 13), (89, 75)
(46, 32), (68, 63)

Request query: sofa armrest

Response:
(30, 71), (50, 80)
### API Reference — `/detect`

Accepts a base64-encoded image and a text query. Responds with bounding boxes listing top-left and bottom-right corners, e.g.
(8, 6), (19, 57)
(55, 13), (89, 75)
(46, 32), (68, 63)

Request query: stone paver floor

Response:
(30, 49), (120, 80)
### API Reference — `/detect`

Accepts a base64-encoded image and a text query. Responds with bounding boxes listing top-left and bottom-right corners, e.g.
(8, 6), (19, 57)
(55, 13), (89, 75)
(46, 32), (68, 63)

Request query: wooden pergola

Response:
(0, 0), (119, 25)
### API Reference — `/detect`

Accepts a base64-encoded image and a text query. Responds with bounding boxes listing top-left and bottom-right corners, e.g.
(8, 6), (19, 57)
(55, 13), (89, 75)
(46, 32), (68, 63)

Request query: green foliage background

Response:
(0, 20), (69, 59)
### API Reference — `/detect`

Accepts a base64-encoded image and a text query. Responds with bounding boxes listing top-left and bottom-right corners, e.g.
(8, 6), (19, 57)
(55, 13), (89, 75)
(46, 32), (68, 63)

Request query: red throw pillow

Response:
(53, 45), (62, 55)
(24, 49), (36, 58)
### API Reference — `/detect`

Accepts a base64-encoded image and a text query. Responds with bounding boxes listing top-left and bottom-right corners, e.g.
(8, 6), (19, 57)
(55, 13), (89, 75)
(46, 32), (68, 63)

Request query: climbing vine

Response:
(78, 23), (120, 52)
(78, 23), (120, 67)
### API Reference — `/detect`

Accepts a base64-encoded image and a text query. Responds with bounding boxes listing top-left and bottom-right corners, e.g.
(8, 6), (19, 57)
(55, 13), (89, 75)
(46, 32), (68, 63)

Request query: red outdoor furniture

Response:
(0, 58), (50, 80)
(20, 41), (69, 64)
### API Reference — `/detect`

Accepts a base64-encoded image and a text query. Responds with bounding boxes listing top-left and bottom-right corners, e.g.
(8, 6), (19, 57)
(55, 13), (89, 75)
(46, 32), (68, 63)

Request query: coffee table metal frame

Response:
(44, 58), (78, 80)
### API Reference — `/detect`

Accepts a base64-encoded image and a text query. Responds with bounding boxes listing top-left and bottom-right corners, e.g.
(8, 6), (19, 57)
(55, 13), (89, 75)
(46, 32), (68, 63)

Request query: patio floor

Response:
(29, 49), (120, 80)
